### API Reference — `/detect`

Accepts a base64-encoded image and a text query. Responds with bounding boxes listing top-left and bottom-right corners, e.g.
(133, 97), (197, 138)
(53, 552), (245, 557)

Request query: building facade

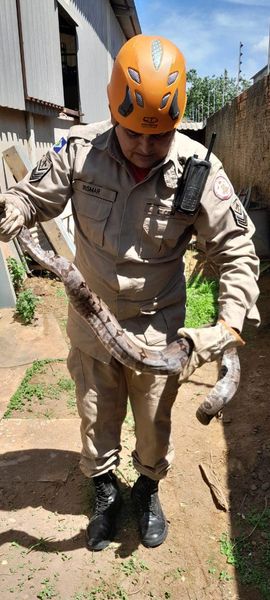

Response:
(0, 0), (141, 191)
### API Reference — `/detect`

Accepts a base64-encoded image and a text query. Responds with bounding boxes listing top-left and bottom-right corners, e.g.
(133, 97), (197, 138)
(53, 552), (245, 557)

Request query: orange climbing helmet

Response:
(107, 34), (186, 134)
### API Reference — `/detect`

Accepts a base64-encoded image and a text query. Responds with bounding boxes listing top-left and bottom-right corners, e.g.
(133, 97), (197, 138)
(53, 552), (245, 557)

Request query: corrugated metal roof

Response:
(0, 0), (25, 110)
(110, 0), (141, 38)
(252, 65), (268, 82)
(179, 121), (205, 131)
(18, 0), (64, 106)
(75, 1), (112, 123)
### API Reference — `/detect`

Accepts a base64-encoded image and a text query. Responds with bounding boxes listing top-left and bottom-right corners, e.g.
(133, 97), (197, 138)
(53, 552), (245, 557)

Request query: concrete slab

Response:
(0, 309), (68, 368)
(0, 365), (28, 419)
(0, 418), (80, 483)
(0, 309), (69, 418)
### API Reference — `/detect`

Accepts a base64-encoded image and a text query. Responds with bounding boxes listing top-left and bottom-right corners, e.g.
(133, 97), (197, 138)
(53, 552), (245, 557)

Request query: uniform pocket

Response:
(139, 204), (194, 259)
(72, 180), (116, 247)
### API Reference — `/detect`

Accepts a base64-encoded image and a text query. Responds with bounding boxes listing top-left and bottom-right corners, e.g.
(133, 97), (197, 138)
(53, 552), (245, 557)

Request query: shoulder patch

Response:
(29, 153), (52, 183)
(213, 174), (233, 201)
(53, 137), (67, 153)
(230, 198), (248, 229)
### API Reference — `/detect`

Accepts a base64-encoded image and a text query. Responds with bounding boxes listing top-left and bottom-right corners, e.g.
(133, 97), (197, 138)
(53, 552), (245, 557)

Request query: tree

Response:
(185, 69), (250, 121)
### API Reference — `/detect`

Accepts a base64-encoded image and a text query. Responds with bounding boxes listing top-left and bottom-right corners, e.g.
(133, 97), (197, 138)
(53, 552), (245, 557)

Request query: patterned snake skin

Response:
(18, 226), (241, 425)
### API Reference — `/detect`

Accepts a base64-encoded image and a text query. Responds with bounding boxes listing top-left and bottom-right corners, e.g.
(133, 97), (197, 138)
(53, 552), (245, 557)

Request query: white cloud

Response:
(135, 0), (269, 79)
(224, 0), (270, 6)
(253, 35), (269, 52)
(214, 11), (238, 27)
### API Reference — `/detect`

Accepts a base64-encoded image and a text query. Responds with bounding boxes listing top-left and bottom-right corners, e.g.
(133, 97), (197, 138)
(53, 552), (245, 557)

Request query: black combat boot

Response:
(131, 474), (168, 548)
(86, 471), (122, 551)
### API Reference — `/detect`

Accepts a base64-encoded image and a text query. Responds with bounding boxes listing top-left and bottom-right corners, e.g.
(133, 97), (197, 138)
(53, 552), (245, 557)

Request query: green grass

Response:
(185, 274), (219, 327)
(3, 359), (68, 418)
(37, 578), (57, 599)
(219, 516), (270, 599)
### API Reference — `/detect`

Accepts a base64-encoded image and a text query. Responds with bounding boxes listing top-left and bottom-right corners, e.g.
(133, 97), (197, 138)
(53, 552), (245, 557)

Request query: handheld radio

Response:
(173, 132), (216, 215)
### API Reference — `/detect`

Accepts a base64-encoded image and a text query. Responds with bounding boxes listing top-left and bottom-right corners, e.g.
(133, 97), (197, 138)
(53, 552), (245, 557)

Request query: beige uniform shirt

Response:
(5, 120), (260, 361)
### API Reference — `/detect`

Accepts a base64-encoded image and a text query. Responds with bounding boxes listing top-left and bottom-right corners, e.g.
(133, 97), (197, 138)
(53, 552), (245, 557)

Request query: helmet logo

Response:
(141, 116), (159, 128)
(143, 117), (158, 123)
(151, 40), (163, 70)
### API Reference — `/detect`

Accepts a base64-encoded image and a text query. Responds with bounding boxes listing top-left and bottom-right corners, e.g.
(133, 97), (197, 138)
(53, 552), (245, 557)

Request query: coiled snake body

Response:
(18, 227), (240, 425)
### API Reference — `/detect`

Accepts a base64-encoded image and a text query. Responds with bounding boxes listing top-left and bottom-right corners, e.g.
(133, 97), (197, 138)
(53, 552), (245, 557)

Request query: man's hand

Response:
(177, 320), (245, 382)
(0, 195), (25, 241)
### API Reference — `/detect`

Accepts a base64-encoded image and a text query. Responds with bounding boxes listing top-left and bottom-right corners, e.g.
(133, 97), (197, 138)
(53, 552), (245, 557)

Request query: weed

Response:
(72, 584), (129, 599)
(185, 274), (219, 327)
(27, 537), (55, 553)
(163, 567), (186, 581)
(16, 288), (39, 324)
(10, 540), (22, 549)
(55, 287), (67, 301)
(245, 507), (270, 530)
(6, 257), (26, 293)
(220, 533), (238, 566)
(67, 396), (76, 410)
(43, 408), (54, 419)
(37, 578), (57, 599)
(120, 556), (149, 576)
(219, 529), (270, 598)
(57, 377), (74, 392)
(4, 359), (61, 417)
(219, 570), (233, 582)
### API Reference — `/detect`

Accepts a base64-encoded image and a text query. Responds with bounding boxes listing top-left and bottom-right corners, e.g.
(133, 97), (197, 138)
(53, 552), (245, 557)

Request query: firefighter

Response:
(0, 35), (260, 551)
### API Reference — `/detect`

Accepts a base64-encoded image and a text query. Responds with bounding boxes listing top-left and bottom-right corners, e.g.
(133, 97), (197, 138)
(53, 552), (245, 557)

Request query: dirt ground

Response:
(0, 267), (270, 600)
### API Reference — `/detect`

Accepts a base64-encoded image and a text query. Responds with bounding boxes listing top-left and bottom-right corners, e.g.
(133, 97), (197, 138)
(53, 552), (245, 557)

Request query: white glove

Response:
(0, 195), (25, 241)
(177, 320), (245, 382)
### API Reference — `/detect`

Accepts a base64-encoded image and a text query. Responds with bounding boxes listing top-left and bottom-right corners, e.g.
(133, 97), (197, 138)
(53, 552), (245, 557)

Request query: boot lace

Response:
(135, 482), (160, 516)
(94, 481), (114, 514)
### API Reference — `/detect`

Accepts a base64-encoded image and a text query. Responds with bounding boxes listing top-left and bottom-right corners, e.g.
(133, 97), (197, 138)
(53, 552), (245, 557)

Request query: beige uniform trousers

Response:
(67, 346), (179, 480)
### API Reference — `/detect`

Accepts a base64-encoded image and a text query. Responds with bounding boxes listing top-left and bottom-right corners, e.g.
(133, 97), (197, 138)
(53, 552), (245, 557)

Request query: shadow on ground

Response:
(0, 448), (140, 558)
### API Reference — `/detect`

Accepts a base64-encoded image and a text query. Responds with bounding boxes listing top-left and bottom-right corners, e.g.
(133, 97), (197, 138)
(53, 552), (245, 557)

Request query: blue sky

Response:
(135, 0), (270, 81)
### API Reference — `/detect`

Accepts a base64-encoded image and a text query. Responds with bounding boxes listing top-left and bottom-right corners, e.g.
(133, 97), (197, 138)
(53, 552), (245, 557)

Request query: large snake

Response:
(14, 226), (241, 425)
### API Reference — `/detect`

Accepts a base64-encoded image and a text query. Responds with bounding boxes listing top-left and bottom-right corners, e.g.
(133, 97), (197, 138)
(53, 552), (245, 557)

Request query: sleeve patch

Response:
(29, 153), (52, 183)
(53, 137), (67, 153)
(213, 175), (233, 200)
(230, 199), (248, 229)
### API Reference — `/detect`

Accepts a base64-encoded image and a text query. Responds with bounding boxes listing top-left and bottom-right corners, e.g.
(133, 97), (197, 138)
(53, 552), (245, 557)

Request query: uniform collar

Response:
(91, 124), (125, 164)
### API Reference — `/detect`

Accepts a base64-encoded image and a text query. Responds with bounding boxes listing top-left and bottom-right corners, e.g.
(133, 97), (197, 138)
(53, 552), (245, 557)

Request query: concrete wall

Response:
(205, 75), (270, 206)
(0, 107), (76, 193)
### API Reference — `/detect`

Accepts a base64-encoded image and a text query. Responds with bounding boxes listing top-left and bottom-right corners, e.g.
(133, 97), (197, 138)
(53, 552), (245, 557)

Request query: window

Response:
(58, 7), (79, 111)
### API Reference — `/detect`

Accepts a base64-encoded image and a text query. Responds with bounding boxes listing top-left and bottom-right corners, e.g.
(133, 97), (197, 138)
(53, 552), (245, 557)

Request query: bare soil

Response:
(0, 268), (270, 600)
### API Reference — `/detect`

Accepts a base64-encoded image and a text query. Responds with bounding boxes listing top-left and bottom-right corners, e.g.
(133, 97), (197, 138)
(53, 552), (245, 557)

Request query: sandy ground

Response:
(0, 272), (269, 600)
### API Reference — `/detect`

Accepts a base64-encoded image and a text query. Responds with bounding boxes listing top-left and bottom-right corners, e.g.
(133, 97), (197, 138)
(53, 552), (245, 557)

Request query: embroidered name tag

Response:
(73, 180), (117, 202)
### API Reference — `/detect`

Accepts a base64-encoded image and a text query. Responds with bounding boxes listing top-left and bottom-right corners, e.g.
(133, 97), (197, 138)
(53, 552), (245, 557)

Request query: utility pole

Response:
(222, 69), (227, 106)
(267, 24), (270, 76)
(237, 41), (243, 93)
